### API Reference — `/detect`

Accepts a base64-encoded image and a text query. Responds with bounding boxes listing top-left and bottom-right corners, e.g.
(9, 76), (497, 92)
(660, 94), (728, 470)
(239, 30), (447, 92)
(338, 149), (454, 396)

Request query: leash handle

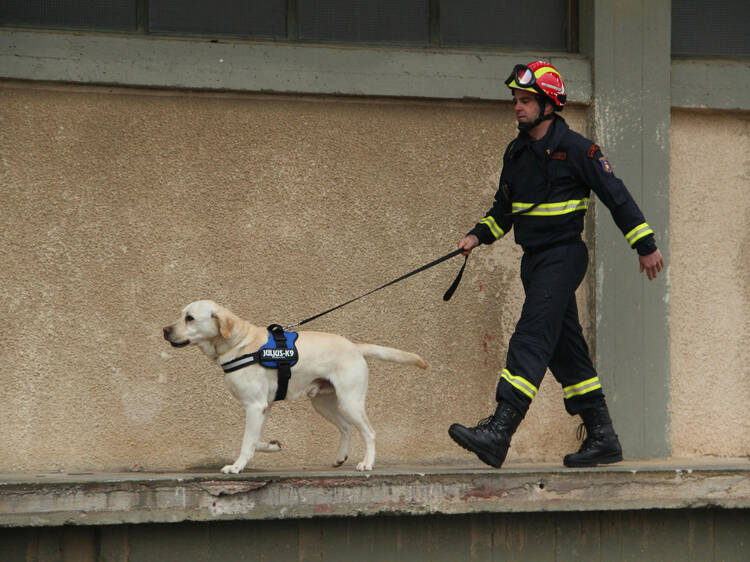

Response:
(443, 254), (468, 301)
(285, 248), (466, 330)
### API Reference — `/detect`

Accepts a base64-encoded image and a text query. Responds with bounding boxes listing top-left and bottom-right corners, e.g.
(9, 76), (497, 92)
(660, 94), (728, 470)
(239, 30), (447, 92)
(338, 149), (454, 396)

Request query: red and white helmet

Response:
(505, 60), (567, 110)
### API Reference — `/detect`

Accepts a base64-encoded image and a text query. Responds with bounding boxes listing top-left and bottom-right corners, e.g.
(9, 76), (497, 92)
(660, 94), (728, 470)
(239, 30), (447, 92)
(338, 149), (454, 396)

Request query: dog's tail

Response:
(356, 344), (427, 369)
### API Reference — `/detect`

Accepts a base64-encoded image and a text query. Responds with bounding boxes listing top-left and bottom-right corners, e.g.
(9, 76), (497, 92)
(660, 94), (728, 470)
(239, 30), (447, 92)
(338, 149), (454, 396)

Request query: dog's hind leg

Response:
(336, 396), (376, 471)
(221, 403), (268, 474)
(311, 392), (352, 467)
(255, 440), (282, 452)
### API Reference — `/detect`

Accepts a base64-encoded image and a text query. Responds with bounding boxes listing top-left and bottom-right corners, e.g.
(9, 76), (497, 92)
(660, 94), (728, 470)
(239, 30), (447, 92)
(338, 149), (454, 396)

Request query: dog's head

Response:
(162, 300), (235, 349)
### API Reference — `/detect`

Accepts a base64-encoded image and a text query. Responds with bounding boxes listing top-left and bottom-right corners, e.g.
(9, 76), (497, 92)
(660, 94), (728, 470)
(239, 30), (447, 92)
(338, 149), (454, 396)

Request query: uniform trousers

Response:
(496, 240), (605, 415)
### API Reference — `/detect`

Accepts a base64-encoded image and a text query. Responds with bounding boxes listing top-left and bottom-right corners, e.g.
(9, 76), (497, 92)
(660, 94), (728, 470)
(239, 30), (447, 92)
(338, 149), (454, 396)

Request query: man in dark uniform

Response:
(448, 61), (664, 468)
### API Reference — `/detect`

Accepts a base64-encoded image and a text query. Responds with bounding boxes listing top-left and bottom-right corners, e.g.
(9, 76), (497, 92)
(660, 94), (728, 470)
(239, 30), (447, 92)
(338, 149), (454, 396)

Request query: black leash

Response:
(284, 249), (468, 330)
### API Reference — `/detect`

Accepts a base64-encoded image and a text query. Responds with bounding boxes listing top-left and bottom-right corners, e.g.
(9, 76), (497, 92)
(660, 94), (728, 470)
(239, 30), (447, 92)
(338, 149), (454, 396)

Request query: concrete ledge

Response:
(3, 30), (748, 110)
(2, 459), (748, 528)
(671, 58), (750, 110)
(0, 29), (591, 102)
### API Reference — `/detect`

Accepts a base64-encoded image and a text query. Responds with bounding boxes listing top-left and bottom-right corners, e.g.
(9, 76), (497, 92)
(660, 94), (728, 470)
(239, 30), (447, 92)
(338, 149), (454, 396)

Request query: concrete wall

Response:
(2, 83), (748, 473)
(669, 109), (750, 457)
(0, 82), (590, 472)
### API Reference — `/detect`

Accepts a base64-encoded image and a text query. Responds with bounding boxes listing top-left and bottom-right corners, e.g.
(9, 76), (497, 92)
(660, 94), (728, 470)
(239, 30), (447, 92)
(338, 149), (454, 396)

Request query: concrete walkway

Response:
(2, 458), (749, 528)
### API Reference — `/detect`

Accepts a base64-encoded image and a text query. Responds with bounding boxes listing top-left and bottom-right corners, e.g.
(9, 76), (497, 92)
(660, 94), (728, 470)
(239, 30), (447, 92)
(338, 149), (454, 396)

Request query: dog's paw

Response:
(268, 440), (282, 452)
(355, 461), (373, 472)
(333, 455), (348, 468)
(220, 462), (244, 474)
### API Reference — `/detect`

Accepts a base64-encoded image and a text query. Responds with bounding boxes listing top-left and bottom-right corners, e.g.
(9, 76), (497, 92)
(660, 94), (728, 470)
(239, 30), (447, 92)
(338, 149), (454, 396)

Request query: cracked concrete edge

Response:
(1, 465), (749, 528)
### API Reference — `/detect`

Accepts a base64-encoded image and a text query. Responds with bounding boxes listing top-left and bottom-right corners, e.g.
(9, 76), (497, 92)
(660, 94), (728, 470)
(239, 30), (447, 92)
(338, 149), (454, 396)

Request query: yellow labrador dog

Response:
(163, 300), (426, 473)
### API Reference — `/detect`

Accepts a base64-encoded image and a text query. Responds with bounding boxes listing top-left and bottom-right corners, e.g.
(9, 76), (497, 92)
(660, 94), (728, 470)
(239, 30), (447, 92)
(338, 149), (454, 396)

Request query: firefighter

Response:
(448, 61), (664, 468)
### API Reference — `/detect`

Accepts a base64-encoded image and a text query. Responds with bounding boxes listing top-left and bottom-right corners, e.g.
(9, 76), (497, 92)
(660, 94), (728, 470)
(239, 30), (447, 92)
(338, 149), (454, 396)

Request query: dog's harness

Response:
(221, 324), (299, 401)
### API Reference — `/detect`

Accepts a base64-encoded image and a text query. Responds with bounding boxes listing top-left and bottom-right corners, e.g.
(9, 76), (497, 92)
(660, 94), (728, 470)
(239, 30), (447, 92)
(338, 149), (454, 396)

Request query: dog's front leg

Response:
(221, 403), (267, 474)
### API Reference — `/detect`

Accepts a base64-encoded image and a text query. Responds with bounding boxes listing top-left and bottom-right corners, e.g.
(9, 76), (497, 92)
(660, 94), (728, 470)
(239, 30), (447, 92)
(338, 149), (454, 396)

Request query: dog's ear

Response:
(212, 308), (234, 339)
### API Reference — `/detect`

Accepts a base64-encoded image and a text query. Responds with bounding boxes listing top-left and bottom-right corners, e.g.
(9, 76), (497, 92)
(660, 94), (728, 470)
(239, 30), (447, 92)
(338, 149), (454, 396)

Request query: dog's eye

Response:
(185, 315), (194, 322)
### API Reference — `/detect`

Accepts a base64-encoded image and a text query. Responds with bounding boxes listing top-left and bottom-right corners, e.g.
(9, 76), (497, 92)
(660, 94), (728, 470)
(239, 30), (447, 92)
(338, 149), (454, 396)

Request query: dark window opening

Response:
(1, 0), (577, 52)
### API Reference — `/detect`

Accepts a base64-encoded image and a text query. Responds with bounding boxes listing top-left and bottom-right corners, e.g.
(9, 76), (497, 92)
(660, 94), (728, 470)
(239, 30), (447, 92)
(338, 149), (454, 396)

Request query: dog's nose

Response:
(163, 326), (171, 340)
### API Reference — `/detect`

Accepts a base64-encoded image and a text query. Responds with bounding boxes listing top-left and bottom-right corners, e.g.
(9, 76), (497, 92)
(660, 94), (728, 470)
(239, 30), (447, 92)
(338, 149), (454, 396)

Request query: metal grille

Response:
(1, 0), (577, 52)
(0, 0), (137, 30)
(149, 0), (286, 38)
(297, 0), (429, 44)
(439, 0), (569, 50)
(672, 0), (750, 56)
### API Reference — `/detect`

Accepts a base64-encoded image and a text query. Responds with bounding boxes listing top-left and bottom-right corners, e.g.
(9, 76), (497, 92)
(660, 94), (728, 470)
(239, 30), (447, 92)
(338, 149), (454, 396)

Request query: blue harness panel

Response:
(258, 330), (299, 368)
(220, 325), (299, 401)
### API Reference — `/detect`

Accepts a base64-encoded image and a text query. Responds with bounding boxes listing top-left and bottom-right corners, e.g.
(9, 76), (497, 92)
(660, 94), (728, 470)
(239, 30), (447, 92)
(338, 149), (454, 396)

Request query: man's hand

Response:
(639, 249), (664, 280)
(458, 234), (480, 256)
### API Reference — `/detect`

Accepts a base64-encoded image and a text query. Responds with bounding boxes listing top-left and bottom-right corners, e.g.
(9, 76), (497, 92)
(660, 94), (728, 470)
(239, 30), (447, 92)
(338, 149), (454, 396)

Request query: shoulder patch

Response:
(598, 156), (613, 174)
(587, 144), (600, 158)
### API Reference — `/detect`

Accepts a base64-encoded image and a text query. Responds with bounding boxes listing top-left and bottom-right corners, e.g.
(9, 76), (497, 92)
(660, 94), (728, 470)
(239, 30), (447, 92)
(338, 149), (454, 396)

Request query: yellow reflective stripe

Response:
(512, 198), (590, 216)
(534, 66), (557, 79)
(500, 369), (538, 400)
(625, 222), (654, 246)
(480, 216), (505, 239)
(563, 376), (602, 399)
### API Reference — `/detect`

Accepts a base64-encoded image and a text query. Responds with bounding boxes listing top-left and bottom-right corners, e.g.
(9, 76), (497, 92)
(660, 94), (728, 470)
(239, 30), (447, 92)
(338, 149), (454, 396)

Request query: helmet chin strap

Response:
(518, 96), (555, 132)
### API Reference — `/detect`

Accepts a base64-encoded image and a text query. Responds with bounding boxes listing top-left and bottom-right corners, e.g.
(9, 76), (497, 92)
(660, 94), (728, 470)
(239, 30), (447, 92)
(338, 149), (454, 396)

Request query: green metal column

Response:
(580, 0), (671, 458)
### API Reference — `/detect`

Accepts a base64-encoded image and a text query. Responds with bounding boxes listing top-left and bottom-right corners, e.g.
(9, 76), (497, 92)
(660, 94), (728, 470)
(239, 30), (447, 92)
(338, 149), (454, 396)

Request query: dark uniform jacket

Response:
(468, 116), (657, 255)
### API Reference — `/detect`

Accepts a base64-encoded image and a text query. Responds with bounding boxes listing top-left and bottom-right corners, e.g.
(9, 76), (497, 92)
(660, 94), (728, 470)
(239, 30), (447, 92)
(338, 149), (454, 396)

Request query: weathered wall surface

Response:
(0, 83), (589, 472)
(669, 109), (750, 457)
(3, 84), (745, 473)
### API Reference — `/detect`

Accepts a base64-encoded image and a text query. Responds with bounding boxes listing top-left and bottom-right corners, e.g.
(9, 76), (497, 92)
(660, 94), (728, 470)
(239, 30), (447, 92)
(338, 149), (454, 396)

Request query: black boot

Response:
(563, 403), (623, 467)
(448, 402), (524, 468)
